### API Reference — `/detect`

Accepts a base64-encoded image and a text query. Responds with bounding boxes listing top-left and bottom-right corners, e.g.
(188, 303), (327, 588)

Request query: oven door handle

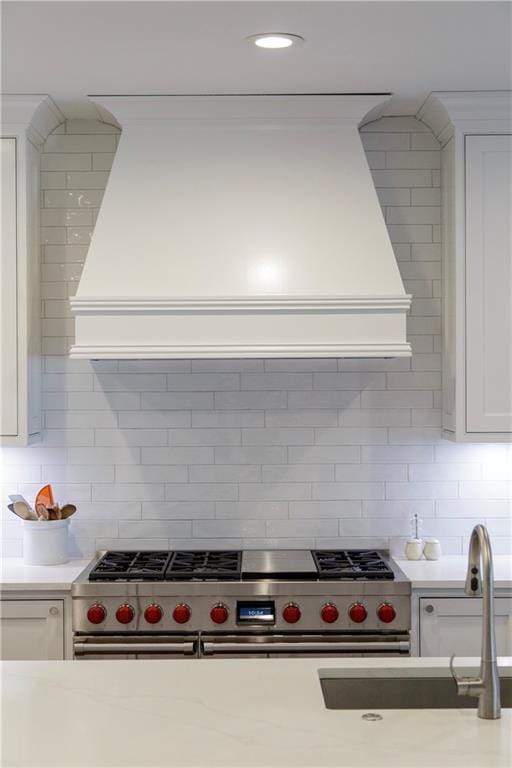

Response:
(74, 641), (196, 656)
(201, 639), (410, 655)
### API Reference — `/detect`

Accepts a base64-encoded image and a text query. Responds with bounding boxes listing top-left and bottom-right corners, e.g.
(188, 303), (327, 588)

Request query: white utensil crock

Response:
(22, 519), (70, 565)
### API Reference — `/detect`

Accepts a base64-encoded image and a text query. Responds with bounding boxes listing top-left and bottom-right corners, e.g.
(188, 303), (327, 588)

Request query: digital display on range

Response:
(236, 601), (275, 624)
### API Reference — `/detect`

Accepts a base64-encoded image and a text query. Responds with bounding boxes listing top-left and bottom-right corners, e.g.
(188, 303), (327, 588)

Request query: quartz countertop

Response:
(0, 558), (89, 591)
(1, 657), (511, 768)
(396, 555), (512, 589)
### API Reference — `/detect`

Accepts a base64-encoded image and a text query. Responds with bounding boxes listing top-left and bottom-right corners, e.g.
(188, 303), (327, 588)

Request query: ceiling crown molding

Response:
(418, 91), (512, 145)
(1, 94), (64, 145)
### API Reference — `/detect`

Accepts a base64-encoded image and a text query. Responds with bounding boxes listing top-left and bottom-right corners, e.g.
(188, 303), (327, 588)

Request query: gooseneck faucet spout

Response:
(450, 524), (501, 719)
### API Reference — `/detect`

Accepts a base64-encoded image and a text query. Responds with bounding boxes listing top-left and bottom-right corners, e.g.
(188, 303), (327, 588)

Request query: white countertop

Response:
(397, 555), (512, 589)
(0, 558), (89, 591)
(1, 656), (511, 768)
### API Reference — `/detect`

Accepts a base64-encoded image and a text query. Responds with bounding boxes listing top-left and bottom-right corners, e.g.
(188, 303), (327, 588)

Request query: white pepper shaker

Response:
(423, 538), (442, 560)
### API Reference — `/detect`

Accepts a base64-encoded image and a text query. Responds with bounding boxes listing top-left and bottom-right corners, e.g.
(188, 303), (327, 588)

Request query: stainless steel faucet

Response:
(450, 524), (501, 719)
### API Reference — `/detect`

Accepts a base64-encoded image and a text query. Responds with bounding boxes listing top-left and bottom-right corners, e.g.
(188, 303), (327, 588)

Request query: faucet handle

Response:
(450, 654), (483, 698)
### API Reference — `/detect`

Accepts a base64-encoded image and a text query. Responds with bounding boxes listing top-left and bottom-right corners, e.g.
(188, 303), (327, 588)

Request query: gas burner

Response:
(165, 551), (242, 581)
(312, 550), (395, 580)
(89, 551), (172, 581)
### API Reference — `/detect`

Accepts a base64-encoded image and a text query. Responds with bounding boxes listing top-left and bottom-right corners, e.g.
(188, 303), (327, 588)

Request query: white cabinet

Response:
(0, 96), (62, 445)
(420, 92), (512, 441)
(419, 597), (512, 657)
(0, 599), (64, 660)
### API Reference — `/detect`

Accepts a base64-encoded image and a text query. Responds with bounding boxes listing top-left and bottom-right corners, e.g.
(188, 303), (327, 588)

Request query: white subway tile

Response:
(118, 522), (191, 538)
(142, 447), (213, 465)
(361, 391), (433, 409)
(192, 410), (263, 428)
(67, 391), (140, 410)
(387, 207), (440, 225)
(141, 392), (213, 410)
(92, 484), (165, 501)
(44, 134), (117, 153)
(193, 520), (265, 538)
(363, 500), (434, 518)
(459, 482), (512, 500)
(288, 391), (361, 409)
(142, 502), (214, 519)
(167, 373), (239, 391)
(411, 409), (442, 427)
(169, 428), (241, 446)
(436, 500), (511, 518)
(118, 411), (190, 428)
(116, 466), (187, 483)
(262, 465), (334, 482)
(239, 483), (311, 501)
(95, 429), (168, 446)
(190, 465), (260, 483)
(389, 427), (442, 444)
(191, 359), (264, 372)
(312, 482), (384, 500)
(66, 171), (109, 189)
(68, 447), (140, 465)
(288, 446), (360, 464)
(264, 359), (337, 372)
(267, 519), (338, 537)
(410, 464), (480, 481)
(315, 427), (387, 445)
(265, 410), (337, 427)
(290, 501), (361, 518)
(362, 445), (433, 463)
(44, 465), (114, 483)
(242, 428), (314, 445)
(215, 391), (286, 409)
(215, 446), (286, 465)
(94, 373), (167, 392)
(44, 189), (104, 208)
(165, 484), (237, 501)
(338, 409), (410, 427)
(386, 482), (458, 499)
(335, 464), (407, 481)
(43, 429), (94, 446)
(387, 372), (441, 390)
(313, 373), (386, 390)
(362, 133), (410, 150)
(371, 170), (432, 187)
(241, 373), (312, 390)
(386, 151), (440, 169)
(119, 360), (191, 372)
(41, 153), (92, 171)
(216, 502), (288, 519)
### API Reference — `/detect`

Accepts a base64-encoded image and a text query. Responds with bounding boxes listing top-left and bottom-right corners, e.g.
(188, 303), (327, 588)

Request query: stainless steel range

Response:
(72, 549), (411, 659)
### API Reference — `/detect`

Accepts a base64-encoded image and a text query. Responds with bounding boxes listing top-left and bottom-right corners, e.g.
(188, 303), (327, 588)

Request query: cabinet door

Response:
(419, 597), (512, 657)
(0, 600), (64, 660)
(465, 135), (512, 433)
(0, 138), (18, 436)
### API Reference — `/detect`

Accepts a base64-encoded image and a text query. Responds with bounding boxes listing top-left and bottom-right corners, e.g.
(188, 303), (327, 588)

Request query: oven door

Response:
(73, 635), (198, 659)
(200, 633), (410, 658)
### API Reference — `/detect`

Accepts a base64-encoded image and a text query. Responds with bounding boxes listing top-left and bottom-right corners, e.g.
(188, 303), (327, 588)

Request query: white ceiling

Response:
(3, 1), (511, 120)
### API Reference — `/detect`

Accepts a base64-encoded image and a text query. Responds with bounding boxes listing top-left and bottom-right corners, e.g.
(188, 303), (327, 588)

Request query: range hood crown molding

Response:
(70, 94), (411, 360)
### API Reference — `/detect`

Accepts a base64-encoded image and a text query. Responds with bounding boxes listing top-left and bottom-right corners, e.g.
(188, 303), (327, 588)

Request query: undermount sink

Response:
(320, 673), (512, 710)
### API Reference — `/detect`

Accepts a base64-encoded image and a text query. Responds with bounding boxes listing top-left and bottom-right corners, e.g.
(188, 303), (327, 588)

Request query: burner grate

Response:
(312, 550), (394, 580)
(89, 551), (172, 581)
(165, 550), (242, 581)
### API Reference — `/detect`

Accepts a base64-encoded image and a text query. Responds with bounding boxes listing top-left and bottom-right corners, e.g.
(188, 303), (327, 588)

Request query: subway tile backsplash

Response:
(1, 117), (511, 557)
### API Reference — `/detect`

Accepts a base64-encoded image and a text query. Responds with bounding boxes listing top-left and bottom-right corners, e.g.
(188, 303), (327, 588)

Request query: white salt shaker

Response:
(423, 538), (442, 561)
(405, 539), (424, 560)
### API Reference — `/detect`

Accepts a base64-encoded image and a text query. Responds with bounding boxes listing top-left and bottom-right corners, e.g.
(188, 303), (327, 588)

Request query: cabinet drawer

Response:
(0, 599), (64, 660)
(419, 596), (512, 657)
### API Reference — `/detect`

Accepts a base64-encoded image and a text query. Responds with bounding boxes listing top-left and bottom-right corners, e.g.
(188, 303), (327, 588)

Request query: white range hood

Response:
(70, 95), (411, 359)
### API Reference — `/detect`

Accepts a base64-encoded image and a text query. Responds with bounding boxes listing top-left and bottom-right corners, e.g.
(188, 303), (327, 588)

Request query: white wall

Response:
(1, 116), (511, 558)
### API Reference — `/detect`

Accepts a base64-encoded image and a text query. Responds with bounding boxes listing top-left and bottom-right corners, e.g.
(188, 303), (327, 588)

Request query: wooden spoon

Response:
(36, 503), (49, 521)
(60, 504), (77, 520)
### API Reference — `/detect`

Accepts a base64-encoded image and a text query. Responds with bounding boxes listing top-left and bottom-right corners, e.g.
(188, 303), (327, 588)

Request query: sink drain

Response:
(361, 713), (383, 722)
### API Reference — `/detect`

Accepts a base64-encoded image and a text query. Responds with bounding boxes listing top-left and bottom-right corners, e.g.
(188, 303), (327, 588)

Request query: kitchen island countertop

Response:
(0, 558), (90, 591)
(2, 656), (511, 768)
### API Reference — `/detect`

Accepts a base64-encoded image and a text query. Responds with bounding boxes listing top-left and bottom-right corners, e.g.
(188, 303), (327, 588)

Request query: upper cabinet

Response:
(1, 96), (62, 445)
(420, 92), (512, 442)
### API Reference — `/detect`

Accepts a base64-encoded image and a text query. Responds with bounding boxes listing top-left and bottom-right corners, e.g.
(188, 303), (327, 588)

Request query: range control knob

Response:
(144, 604), (163, 624)
(321, 603), (339, 624)
(349, 602), (367, 623)
(116, 604), (135, 624)
(87, 603), (106, 625)
(210, 603), (229, 624)
(173, 603), (191, 624)
(377, 603), (396, 623)
(282, 603), (301, 624)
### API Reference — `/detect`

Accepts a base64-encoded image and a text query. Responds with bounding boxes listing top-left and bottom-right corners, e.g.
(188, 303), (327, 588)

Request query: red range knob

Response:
(282, 603), (301, 624)
(210, 604), (228, 624)
(173, 603), (191, 624)
(377, 603), (396, 623)
(87, 603), (106, 625)
(349, 602), (367, 623)
(321, 603), (339, 624)
(144, 604), (163, 624)
(116, 604), (135, 624)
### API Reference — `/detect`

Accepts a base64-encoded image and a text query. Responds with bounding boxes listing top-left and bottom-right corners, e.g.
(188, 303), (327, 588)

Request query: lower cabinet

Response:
(0, 599), (64, 660)
(419, 597), (512, 657)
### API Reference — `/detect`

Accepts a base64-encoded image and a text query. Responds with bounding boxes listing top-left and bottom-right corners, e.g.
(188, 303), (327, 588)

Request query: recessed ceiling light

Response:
(247, 33), (304, 50)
